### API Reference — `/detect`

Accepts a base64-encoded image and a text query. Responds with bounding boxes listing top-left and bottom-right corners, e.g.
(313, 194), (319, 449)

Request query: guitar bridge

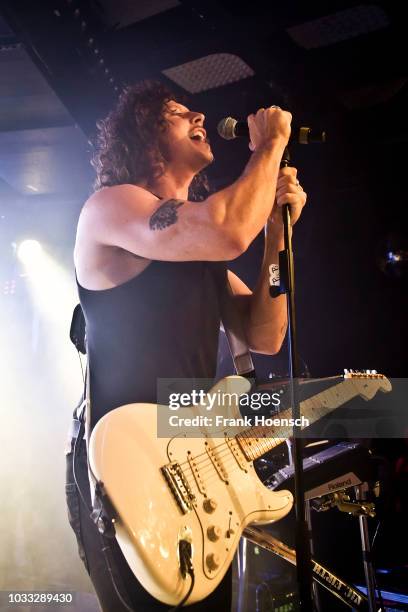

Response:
(161, 462), (196, 514)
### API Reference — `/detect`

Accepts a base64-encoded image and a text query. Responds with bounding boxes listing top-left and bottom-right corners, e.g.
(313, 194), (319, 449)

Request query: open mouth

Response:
(189, 136), (211, 149)
(189, 128), (208, 143)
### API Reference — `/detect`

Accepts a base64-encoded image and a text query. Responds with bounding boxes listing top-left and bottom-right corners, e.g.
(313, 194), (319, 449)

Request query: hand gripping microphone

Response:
(217, 116), (326, 145)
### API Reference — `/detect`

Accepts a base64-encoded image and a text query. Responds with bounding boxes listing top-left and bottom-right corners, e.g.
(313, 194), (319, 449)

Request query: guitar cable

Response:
(100, 534), (195, 612)
(100, 538), (139, 612)
(168, 543), (195, 611)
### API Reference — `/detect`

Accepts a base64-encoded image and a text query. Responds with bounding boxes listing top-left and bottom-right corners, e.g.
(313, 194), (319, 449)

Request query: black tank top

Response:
(77, 259), (227, 429)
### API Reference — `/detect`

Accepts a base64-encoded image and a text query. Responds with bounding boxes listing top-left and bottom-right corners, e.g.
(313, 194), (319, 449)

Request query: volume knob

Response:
(206, 552), (220, 571)
(203, 498), (217, 513)
(207, 525), (221, 542)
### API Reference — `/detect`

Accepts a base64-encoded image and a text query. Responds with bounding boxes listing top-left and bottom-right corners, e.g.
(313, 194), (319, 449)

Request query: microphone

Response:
(217, 116), (326, 145)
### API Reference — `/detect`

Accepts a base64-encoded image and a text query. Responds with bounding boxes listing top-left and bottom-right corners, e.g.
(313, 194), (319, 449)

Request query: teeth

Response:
(190, 130), (205, 141)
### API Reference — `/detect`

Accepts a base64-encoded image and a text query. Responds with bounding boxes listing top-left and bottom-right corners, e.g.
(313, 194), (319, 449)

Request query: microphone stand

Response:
(271, 146), (314, 611)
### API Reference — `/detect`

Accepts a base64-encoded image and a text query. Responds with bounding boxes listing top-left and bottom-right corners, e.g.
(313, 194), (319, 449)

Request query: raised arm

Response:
(78, 107), (291, 262)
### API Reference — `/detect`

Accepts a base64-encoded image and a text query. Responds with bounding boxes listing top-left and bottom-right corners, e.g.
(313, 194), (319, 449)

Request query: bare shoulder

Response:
(81, 184), (157, 220)
(77, 184), (157, 243)
(75, 185), (153, 289)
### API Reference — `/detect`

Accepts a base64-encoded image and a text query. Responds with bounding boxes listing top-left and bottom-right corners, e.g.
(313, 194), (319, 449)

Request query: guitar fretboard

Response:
(236, 379), (357, 461)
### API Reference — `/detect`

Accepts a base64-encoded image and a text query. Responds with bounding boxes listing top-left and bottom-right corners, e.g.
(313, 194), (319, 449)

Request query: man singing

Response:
(65, 80), (306, 611)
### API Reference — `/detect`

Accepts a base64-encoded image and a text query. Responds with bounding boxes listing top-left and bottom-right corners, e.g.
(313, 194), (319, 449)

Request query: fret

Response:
(235, 374), (390, 461)
(236, 380), (358, 461)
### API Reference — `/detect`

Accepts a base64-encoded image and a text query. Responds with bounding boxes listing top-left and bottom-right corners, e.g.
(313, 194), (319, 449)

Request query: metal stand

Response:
(271, 147), (314, 610)
(286, 439), (321, 611)
(310, 483), (378, 611)
(305, 500), (322, 612)
(236, 537), (248, 612)
(355, 485), (378, 612)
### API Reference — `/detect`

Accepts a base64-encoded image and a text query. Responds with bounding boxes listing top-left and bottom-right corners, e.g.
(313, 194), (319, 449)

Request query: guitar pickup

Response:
(225, 436), (248, 472)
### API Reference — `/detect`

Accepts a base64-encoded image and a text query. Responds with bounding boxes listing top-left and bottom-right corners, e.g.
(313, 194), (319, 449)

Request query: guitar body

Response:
(88, 376), (293, 605)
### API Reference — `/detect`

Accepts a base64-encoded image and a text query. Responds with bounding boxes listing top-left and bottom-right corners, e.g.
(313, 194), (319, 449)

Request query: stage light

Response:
(3, 279), (16, 295)
(18, 243), (75, 321)
(17, 240), (43, 264)
(15, 239), (81, 394)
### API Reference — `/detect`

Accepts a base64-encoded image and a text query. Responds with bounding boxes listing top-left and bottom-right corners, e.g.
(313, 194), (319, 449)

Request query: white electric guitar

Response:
(88, 371), (391, 606)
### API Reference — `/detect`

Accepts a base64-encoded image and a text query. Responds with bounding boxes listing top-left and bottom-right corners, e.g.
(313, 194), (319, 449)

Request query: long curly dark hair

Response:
(91, 80), (209, 200)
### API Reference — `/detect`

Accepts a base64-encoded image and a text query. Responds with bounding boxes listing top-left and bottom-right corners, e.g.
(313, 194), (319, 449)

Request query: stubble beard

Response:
(192, 143), (214, 173)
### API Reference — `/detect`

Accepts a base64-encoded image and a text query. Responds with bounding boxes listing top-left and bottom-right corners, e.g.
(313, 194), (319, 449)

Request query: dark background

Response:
(0, 1), (407, 610)
(0, 0), (407, 377)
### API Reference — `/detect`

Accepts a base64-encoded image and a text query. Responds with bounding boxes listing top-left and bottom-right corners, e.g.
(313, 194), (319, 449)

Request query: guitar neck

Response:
(236, 379), (357, 461)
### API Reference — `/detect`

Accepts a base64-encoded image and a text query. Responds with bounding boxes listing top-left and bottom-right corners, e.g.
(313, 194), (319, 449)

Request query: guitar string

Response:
(176, 386), (344, 474)
(162, 380), (381, 496)
(175, 439), (275, 489)
(175, 445), (283, 498)
(170, 399), (333, 490)
(176, 425), (291, 472)
(178, 440), (241, 483)
(179, 452), (246, 494)
(176, 395), (341, 490)
(165, 378), (374, 476)
(173, 376), (348, 473)
(169, 438), (248, 492)
(183, 434), (286, 475)
(174, 435), (288, 493)
(176, 412), (297, 467)
(171, 385), (333, 472)
(172, 423), (294, 491)
(179, 410), (335, 490)
(172, 390), (329, 472)
(173, 399), (332, 490)
(182, 440), (283, 485)
(166, 382), (358, 491)
(182, 452), (256, 488)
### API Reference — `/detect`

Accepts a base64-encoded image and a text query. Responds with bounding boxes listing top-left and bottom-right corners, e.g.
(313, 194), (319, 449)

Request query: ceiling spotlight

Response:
(162, 53), (254, 94)
(17, 240), (43, 264)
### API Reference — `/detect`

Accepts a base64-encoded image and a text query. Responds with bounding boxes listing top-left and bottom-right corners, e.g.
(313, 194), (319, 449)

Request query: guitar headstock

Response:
(343, 369), (392, 399)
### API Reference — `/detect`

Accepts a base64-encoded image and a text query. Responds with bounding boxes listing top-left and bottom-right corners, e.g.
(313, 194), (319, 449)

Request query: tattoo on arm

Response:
(149, 199), (185, 230)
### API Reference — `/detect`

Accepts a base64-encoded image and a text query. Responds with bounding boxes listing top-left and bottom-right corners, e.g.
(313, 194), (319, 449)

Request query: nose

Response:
(190, 111), (205, 126)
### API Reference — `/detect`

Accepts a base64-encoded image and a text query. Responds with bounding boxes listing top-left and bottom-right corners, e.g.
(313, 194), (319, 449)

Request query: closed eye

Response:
(167, 105), (189, 115)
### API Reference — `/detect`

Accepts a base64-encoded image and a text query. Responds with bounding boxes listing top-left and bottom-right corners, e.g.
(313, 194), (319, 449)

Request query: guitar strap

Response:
(217, 271), (255, 378)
